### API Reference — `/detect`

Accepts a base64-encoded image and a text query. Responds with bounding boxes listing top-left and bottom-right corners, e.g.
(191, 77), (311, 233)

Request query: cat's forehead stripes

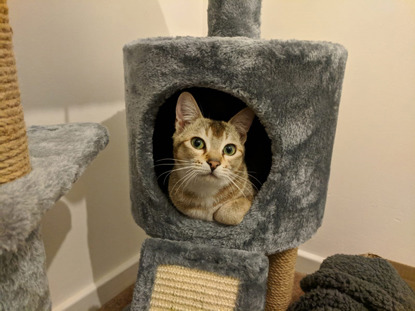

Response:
(203, 120), (230, 152)
(207, 120), (227, 138)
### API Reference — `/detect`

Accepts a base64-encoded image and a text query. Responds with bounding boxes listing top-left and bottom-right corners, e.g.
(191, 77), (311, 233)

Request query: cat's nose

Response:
(207, 160), (221, 171)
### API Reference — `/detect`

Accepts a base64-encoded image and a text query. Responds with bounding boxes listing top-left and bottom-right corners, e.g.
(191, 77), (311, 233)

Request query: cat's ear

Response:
(229, 108), (255, 143)
(175, 92), (203, 132)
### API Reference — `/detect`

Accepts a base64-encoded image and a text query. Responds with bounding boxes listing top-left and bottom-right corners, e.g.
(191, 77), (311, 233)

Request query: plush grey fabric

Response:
(130, 238), (269, 311)
(0, 123), (109, 254)
(208, 0), (262, 38)
(124, 36), (347, 254)
(0, 123), (109, 310)
(0, 229), (51, 311)
(288, 255), (415, 311)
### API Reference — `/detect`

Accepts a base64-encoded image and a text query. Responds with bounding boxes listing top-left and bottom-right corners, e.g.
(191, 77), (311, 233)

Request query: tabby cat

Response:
(167, 92), (255, 225)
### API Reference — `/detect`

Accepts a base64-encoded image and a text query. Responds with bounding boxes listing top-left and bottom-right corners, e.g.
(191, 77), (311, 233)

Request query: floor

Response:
(99, 272), (306, 310)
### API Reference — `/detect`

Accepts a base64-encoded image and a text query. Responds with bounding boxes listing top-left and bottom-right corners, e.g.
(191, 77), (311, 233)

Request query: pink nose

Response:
(207, 160), (221, 171)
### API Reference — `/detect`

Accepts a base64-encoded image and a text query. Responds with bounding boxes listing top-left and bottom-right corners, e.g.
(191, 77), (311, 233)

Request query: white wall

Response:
(8, 0), (415, 309)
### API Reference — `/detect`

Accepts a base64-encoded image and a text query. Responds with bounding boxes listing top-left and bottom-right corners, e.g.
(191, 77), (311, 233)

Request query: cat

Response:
(167, 91), (255, 225)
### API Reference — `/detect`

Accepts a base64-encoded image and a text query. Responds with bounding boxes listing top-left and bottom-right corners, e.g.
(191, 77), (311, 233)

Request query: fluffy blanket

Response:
(289, 254), (415, 311)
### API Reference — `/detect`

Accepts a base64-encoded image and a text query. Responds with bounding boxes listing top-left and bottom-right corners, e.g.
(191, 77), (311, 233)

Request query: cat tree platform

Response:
(0, 123), (109, 310)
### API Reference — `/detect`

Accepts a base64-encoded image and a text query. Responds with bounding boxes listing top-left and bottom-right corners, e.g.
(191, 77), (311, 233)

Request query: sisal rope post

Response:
(266, 247), (298, 311)
(0, 0), (31, 184)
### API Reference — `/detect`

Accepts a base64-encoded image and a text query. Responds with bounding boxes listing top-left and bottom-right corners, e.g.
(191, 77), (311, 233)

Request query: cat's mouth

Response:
(201, 172), (219, 179)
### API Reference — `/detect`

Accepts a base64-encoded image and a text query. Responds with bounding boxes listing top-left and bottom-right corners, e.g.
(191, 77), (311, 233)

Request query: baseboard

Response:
(52, 249), (323, 310)
(52, 255), (140, 311)
(295, 249), (325, 274)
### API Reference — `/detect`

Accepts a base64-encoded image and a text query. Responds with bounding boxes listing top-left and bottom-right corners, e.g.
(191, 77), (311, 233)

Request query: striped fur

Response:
(168, 92), (255, 225)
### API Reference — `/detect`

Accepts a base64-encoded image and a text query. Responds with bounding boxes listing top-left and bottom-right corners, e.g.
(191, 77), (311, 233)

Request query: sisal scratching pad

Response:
(130, 238), (268, 310)
(150, 265), (239, 310)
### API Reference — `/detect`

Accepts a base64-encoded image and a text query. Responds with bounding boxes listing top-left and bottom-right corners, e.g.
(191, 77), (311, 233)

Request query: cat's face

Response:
(172, 92), (254, 189)
(173, 118), (245, 187)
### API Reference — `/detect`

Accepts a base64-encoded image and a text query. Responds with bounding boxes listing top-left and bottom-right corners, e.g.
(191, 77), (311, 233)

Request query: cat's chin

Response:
(186, 173), (227, 197)
(198, 172), (224, 184)
(203, 171), (227, 180)
(204, 172), (219, 178)
(205, 176), (231, 190)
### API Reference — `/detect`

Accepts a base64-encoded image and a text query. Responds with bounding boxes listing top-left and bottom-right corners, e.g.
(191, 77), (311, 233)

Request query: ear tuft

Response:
(175, 92), (203, 132)
(229, 108), (255, 143)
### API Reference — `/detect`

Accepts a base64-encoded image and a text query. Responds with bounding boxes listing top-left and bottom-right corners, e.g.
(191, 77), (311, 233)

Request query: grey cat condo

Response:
(123, 1), (347, 310)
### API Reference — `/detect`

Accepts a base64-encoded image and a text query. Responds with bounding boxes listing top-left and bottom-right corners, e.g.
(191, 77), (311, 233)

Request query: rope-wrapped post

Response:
(266, 248), (298, 311)
(0, 0), (31, 184)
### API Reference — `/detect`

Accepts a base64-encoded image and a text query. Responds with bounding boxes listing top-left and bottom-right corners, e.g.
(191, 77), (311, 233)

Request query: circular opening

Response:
(153, 87), (272, 198)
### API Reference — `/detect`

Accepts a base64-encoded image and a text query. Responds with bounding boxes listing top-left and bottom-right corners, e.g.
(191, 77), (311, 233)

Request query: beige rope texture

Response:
(150, 265), (240, 311)
(0, 0), (31, 184)
(266, 247), (298, 311)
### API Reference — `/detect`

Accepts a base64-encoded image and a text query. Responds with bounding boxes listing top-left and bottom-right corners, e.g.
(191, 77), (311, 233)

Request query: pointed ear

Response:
(229, 108), (255, 143)
(175, 92), (203, 133)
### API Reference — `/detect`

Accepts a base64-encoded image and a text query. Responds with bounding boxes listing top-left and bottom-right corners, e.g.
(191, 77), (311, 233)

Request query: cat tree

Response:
(124, 0), (347, 310)
(0, 1), (109, 309)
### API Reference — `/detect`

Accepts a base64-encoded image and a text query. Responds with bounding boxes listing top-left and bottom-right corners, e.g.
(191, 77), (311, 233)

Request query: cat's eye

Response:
(191, 137), (205, 150)
(223, 144), (236, 156)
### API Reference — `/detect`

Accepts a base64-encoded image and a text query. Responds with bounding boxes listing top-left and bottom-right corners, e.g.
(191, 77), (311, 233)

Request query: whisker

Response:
(152, 163), (189, 168)
(220, 169), (247, 197)
(233, 176), (257, 195)
(223, 175), (247, 198)
(234, 170), (262, 187)
(157, 170), (175, 184)
(234, 171), (259, 187)
(160, 166), (192, 176)
(247, 174), (262, 186)
(171, 170), (198, 194)
(176, 170), (199, 194)
(157, 170), (171, 180)
(234, 169), (262, 185)
(163, 171), (171, 185)
(170, 168), (197, 191)
(155, 158), (190, 163)
(170, 173), (190, 194)
(231, 173), (258, 194)
(157, 166), (192, 185)
(222, 168), (258, 194)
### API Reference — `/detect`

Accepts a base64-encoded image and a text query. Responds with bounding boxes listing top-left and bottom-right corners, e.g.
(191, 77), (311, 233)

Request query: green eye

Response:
(191, 137), (205, 150)
(223, 144), (236, 156)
